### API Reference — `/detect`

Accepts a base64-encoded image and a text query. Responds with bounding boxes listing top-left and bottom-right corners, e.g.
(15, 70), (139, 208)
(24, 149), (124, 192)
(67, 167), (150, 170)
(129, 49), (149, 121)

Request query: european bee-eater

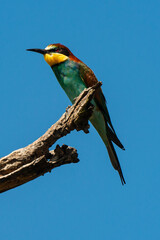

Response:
(27, 44), (126, 184)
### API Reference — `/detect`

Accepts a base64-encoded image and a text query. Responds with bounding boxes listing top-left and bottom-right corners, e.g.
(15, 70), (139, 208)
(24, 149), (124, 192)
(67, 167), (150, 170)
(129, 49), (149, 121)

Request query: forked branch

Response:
(0, 82), (102, 193)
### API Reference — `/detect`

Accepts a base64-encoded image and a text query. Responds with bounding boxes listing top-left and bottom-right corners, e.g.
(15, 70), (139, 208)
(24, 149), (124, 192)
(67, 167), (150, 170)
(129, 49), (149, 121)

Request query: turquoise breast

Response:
(51, 60), (86, 103)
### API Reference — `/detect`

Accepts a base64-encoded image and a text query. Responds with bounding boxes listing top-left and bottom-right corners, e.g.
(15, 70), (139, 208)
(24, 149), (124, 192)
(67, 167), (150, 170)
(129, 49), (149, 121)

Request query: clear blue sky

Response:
(0, 0), (159, 239)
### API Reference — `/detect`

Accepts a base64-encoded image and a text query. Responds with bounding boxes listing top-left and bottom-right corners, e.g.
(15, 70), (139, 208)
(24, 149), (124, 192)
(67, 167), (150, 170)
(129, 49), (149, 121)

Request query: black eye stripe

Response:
(47, 47), (70, 56)
(47, 48), (58, 53)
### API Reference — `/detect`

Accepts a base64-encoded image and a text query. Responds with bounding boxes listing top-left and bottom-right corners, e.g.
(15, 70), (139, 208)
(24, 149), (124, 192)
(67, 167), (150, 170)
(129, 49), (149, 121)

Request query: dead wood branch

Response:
(0, 82), (102, 193)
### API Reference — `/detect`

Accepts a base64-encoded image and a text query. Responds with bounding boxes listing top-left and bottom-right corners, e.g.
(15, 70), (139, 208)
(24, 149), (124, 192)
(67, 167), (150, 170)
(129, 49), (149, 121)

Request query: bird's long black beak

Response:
(26, 48), (48, 54)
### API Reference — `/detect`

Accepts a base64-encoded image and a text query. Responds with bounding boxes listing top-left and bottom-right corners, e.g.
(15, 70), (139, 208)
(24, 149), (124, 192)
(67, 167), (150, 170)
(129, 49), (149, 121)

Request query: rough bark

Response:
(0, 82), (102, 193)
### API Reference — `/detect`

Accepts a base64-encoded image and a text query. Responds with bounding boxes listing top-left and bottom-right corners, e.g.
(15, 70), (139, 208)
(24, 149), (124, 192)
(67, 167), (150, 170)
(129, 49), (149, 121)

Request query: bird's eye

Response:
(55, 48), (60, 52)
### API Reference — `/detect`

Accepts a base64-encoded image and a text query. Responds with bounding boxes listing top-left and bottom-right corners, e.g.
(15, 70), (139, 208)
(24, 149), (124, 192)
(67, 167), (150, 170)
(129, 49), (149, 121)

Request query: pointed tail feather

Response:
(89, 109), (125, 184)
(106, 125), (125, 150)
(106, 138), (126, 185)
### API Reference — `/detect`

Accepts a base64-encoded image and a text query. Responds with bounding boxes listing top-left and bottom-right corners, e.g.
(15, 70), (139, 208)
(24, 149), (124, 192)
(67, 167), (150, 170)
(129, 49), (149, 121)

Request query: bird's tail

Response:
(105, 136), (126, 185)
(90, 110), (125, 184)
(93, 125), (126, 185)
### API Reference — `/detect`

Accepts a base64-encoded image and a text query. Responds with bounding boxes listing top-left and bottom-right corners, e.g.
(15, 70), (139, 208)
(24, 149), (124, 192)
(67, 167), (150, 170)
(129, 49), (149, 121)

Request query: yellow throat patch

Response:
(44, 53), (68, 66)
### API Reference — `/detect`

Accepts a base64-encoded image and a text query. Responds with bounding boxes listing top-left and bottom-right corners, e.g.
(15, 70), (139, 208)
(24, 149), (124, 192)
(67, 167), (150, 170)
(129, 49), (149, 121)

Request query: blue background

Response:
(0, 0), (159, 239)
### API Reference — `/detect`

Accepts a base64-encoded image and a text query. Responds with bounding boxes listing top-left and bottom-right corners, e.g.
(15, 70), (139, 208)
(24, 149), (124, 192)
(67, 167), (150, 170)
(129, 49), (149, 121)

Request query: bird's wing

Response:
(79, 62), (124, 150)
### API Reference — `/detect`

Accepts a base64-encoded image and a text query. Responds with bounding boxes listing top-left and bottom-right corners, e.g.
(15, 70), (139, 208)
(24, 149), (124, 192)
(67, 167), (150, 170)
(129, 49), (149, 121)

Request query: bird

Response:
(27, 43), (126, 184)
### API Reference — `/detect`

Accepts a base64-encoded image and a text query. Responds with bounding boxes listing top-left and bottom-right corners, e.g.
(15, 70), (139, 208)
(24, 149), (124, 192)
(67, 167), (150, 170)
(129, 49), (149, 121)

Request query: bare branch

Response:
(0, 82), (102, 193)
